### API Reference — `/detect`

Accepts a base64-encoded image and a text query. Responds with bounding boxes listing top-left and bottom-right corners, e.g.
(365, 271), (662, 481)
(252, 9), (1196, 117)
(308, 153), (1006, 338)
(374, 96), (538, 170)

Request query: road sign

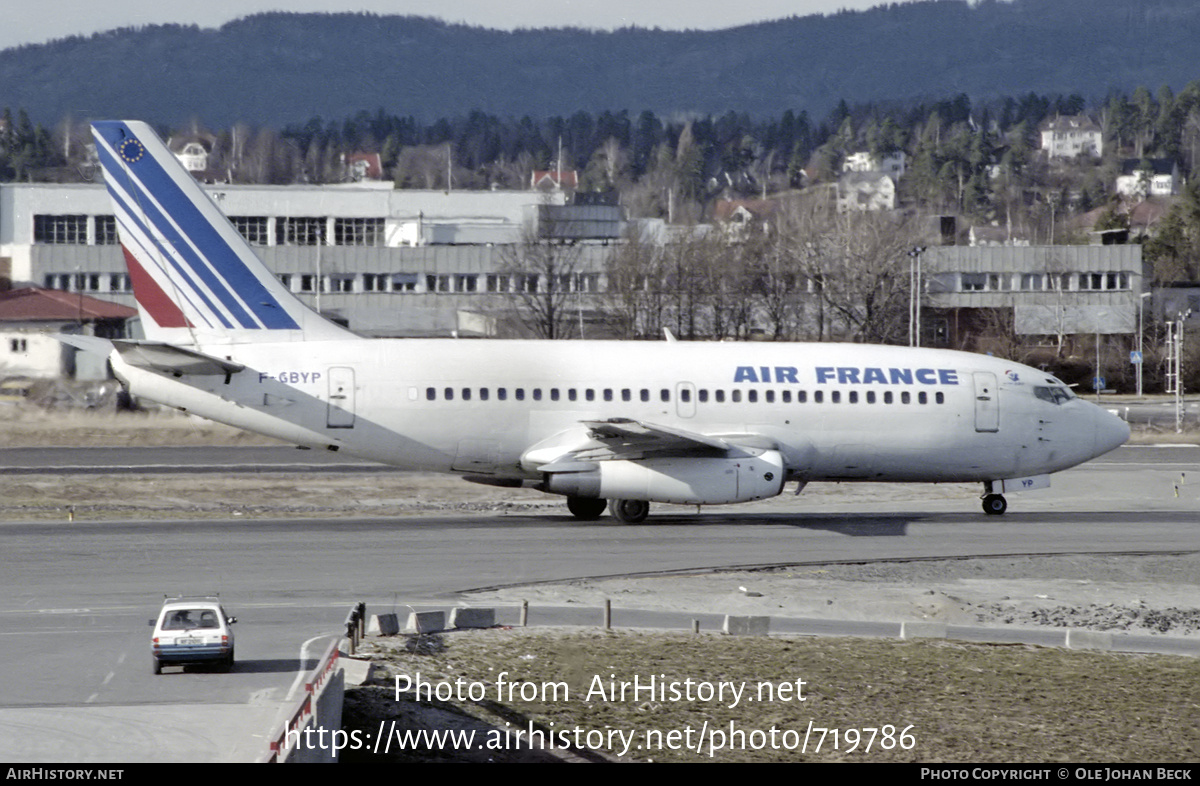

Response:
(1093, 376), (1106, 390)
(1130, 351), (1143, 364)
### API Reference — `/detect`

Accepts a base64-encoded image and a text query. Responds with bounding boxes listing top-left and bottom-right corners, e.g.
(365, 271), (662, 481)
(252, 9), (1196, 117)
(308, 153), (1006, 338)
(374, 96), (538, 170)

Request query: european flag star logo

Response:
(118, 139), (145, 164)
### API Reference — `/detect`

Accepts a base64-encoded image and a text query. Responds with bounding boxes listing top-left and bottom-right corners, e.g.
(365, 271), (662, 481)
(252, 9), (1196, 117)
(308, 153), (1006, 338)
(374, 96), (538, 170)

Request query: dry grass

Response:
(345, 628), (1200, 763)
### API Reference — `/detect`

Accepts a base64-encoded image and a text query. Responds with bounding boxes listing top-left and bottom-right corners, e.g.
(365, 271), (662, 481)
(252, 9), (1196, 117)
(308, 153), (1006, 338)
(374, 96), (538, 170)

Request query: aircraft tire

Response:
(610, 499), (650, 524)
(982, 494), (1008, 515)
(566, 497), (607, 520)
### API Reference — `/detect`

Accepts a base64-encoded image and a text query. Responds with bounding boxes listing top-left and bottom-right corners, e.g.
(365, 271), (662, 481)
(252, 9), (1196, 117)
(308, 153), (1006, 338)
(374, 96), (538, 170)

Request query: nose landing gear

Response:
(981, 493), (1008, 515)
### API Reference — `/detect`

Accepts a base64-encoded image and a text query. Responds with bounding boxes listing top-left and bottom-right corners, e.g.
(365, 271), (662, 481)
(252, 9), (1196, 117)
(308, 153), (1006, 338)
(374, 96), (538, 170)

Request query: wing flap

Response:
(576, 418), (731, 459)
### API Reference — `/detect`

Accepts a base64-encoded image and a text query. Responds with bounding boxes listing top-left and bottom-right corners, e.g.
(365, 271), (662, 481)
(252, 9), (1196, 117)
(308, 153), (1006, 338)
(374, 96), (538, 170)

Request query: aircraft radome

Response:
(63, 121), (1130, 523)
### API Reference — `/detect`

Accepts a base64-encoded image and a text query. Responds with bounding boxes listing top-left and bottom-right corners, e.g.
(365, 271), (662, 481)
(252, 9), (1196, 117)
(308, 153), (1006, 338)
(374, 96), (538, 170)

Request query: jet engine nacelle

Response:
(544, 450), (786, 505)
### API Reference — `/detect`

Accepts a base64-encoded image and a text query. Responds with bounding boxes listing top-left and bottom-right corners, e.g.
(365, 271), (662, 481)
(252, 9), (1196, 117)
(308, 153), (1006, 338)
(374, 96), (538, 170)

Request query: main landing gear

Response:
(981, 492), (1008, 515)
(566, 496), (651, 523)
(610, 499), (650, 524)
(566, 496), (607, 521)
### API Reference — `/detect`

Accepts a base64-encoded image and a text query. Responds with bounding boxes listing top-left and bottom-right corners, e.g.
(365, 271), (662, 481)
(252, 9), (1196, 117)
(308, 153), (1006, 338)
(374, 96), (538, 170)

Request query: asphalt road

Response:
(0, 444), (1197, 762)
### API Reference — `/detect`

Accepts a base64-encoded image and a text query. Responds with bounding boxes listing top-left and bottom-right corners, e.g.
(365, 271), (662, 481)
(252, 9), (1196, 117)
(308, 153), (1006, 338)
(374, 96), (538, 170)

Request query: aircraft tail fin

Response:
(91, 120), (356, 345)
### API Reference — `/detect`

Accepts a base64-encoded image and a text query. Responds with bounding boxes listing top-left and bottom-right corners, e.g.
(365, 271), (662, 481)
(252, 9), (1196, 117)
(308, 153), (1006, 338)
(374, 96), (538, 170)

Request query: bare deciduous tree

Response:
(496, 220), (584, 339)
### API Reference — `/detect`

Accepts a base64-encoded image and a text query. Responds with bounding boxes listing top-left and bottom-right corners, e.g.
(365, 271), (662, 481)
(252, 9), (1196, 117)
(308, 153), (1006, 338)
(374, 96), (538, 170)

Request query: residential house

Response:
(1115, 159), (1182, 198)
(530, 170), (579, 192)
(1039, 116), (1103, 159)
(837, 171), (895, 212)
(0, 287), (135, 380)
(843, 150), (906, 181)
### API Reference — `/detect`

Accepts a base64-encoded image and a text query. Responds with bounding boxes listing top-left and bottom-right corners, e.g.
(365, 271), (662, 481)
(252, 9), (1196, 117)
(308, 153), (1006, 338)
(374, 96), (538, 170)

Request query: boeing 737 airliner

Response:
(69, 121), (1130, 521)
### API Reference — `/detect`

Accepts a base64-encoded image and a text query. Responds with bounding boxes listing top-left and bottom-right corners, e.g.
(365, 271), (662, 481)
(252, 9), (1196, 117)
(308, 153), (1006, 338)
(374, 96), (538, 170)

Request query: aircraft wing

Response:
(524, 417), (771, 473)
(574, 418), (731, 460)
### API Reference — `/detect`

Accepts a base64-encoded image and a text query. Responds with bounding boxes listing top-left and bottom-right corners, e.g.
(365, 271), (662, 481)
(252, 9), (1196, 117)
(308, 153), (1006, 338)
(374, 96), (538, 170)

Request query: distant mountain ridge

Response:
(2, 0), (1199, 127)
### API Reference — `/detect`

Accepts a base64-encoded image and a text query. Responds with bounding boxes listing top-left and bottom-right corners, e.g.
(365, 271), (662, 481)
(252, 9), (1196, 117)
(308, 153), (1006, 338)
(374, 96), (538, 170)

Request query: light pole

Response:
(1093, 310), (1110, 403)
(908, 246), (925, 347)
(1137, 291), (1152, 398)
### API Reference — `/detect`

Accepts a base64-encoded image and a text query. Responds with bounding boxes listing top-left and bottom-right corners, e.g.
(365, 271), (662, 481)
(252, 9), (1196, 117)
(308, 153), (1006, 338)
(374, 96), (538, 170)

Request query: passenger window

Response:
(444, 387), (454, 400)
(884, 391), (893, 404)
(814, 391), (823, 404)
(550, 388), (560, 401)
(426, 387), (436, 401)
(748, 390), (757, 403)
(516, 388), (525, 401)
(866, 391), (876, 404)
(699, 389), (709, 403)
(498, 388), (507, 400)
(732, 390), (742, 403)
(849, 391), (858, 404)
(622, 389), (631, 402)
(765, 390), (775, 403)
(462, 388), (471, 401)
(918, 391), (927, 404)
(797, 390), (807, 403)
(782, 391), (791, 403)
(586, 389), (595, 402)
(532, 389), (542, 401)
(936, 392), (944, 404)
(831, 391), (841, 404)
(680, 389), (691, 403)
(604, 389), (613, 402)
(716, 390), (726, 403)
(480, 388), (489, 401)
(568, 389), (577, 401)
(901, 391), (911, 404)
(640, 389), (650, 402)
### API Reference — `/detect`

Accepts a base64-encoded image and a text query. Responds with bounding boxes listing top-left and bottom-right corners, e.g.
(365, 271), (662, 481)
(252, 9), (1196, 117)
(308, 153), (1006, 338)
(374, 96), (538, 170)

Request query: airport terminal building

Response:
(0, 182), (623, 337)
(0, 181), (1150, 354)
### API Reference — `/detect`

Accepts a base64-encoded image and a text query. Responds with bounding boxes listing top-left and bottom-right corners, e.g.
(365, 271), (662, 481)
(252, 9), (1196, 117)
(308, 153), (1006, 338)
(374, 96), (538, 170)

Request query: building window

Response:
(328, 275), (356, 293)
(334, 218), (383, 246)
(95, 215), (119, 245)
(277, 217), (326, 246)
(961, 273), (987, 291)
(10, 338), (27, 353)
(34, 215), (87, 244)
(232, 216), (269, 245)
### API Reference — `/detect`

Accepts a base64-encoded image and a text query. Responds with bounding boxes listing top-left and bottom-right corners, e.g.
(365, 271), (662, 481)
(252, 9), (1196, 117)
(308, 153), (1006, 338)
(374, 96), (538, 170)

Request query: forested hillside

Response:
(1, 0), (1199, 126)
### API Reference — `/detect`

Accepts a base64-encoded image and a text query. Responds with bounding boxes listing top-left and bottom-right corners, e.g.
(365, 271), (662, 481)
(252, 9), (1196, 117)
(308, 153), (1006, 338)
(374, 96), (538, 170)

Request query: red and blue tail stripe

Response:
(91, 121), (353, 343)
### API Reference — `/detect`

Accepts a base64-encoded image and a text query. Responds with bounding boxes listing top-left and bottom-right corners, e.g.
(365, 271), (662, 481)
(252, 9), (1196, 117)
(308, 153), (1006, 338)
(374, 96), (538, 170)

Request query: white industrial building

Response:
(0, 182), (622, 337)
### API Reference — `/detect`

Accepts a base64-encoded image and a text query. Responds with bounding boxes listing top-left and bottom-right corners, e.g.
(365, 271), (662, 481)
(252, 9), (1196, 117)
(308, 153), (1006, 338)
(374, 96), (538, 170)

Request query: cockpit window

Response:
(1034, 386), (1074, 405)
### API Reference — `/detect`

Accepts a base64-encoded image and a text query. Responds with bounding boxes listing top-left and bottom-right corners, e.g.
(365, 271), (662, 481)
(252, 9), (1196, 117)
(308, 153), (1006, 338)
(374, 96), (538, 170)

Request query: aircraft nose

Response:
(1093, 405), (1131, 457)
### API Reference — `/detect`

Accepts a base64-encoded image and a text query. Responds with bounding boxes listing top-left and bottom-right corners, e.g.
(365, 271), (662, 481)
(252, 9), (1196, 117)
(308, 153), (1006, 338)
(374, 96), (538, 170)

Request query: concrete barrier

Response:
(265, 639), (343, 763)
(406, 610), (446, 634)
(367, 613), (399, 635)
(1065, 629), (1113, 652)
(723, 615), (770, 636)
(900, 622), (948, 640)
(449, 607), (495, 629)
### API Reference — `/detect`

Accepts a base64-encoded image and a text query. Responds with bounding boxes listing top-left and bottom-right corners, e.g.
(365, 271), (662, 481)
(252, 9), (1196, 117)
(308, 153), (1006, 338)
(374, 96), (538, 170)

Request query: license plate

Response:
(178, 637), (201, 645)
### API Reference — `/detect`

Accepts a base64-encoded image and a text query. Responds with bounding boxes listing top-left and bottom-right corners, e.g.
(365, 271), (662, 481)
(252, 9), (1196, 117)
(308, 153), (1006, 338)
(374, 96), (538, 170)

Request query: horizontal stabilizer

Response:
(112, 340), (245, 377)
(55, 334), (115, 356)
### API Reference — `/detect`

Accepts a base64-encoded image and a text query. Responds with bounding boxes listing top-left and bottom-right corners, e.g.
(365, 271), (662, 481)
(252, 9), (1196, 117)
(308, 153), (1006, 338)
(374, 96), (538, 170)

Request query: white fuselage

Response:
(110, 339), (1129, 490)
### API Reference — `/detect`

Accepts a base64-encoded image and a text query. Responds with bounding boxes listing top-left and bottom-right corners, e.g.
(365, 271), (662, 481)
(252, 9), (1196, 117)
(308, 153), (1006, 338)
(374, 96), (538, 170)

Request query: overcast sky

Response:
(1, 0), (918, 51)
